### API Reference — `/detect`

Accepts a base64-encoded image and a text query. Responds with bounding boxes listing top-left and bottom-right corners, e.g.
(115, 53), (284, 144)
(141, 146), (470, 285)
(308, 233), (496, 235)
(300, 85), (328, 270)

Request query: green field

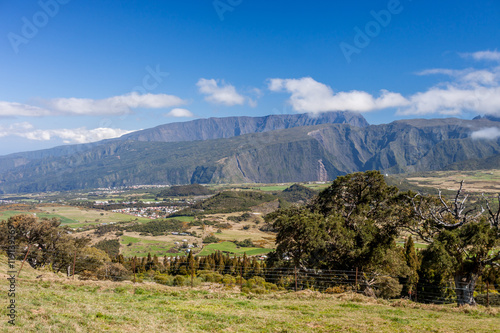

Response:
(198, 241), (274, 256)
(252, 185), (290, 191)
(39, 206), (152, 225)
(0, 210), (76, 224)
(120, 235), (185, 257)
(396, 241), (428, 249)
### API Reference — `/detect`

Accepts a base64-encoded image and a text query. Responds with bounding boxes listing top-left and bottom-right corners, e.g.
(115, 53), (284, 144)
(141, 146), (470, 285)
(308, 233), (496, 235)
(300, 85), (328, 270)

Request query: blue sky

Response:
(0, 0), (499, 155)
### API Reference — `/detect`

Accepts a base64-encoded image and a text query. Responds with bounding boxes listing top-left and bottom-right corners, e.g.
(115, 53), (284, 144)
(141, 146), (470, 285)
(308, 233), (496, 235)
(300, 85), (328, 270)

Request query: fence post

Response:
(132, 258), (136, 283)
(191, 265), (194, 288)
(355, 267), (358, 292)
(72, 250), (77, 280)
(294, 266), (298, 292)
(240, 264), (243, 291)
(17, 244), (32, 278)
(486, 282), (490, 307)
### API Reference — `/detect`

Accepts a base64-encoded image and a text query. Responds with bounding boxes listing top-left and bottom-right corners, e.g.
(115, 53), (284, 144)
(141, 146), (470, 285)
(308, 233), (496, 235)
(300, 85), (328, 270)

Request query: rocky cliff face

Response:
(120, 111), (369, 142)
(1, 116), (499, 194)
(0, 111), (367, 173)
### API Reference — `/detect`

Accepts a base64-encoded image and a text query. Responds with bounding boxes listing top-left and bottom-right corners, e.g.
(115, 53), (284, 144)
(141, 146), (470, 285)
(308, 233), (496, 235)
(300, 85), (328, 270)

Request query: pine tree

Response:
(403, 236), (419, 298)
(188, 251), (195, 287)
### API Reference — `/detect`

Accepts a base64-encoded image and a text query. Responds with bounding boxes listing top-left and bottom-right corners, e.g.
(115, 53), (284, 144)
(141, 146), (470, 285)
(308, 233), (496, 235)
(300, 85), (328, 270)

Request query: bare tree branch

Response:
(483, 193), (500, 229)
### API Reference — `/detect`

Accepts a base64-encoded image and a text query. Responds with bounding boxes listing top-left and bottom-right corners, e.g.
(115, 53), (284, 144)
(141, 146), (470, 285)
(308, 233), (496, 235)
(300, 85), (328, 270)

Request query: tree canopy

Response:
(267, 171), (411, 296)
(268, 171), (500, 305)
(0, 214), (109, 276)
(407, 182), (500, 305)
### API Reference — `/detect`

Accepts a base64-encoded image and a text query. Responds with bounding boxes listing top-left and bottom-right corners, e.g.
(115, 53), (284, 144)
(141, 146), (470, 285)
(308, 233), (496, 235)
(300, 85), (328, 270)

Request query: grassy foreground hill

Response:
(1, 256), (499, 332)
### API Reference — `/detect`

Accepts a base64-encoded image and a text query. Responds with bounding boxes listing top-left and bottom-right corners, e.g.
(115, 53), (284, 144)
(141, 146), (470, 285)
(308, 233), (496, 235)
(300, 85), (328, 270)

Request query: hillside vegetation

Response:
(277, 183), (318, 204)
(176, 191), (276, 215)
(158, 184), (213, 197)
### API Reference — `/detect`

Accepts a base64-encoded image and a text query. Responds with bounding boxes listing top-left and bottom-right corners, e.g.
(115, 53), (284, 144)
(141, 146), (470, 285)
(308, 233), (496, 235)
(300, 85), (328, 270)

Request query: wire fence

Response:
(1, 245), (499, 306)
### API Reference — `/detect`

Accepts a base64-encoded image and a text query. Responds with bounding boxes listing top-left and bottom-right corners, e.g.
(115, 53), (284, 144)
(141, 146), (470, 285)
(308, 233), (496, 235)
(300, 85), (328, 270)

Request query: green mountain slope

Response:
(1, 117), (500, 194)
(0, 112), (367, 175)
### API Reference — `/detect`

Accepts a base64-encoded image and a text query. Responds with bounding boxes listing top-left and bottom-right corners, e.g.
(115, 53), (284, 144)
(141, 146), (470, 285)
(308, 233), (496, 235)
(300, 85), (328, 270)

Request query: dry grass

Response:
(406, 170), (500, 194)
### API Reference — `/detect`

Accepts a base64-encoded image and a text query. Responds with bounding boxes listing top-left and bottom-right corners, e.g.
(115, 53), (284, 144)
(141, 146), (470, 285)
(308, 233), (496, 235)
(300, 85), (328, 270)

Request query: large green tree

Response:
(310, 171), (407, 275)
(268, 171), (410, 294)
(269, 206), (327, 270)
(408, 182), (500, 306)
(0, 214), (107, 276)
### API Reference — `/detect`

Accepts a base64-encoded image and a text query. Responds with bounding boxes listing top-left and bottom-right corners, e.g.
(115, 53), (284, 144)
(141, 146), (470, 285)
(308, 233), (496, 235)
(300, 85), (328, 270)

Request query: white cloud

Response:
(462, 50), (500, 62)
(400, 56), (500, 117)
(0, 122), (133, 144)
(417, 67), (500, 86)
(165, 108), (195, 118)
(0, 101), (52, 117)
(42, 92), (186, 115)
(417, 68), (457, 76)
(471, 127), (500, 140)
(266, 51), (500, 117)
(398, 86), (500, 116)
(268, 77), (408, 113)
(196, 79), (246, 106)
(0, 93), (186, 117)
(248, 98), (258, 108)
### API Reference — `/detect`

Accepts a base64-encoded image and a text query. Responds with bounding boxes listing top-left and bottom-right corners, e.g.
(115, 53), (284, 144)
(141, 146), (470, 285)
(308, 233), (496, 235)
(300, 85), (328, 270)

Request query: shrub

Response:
(126, 219), (185, 235)
(198, 271), (224, 283)
(202, 235), (220, 244)
(235, 239), (254, 247)
(222, 275), (237, 286)
(79, 270), (97, 281)
(173, 275), (186, 286)
(374, 276), (403, 299)
(325, 286), (345, 294)
(93, 239), (120, 257)
(242, 276), (279, 294)
(228, 213), (252, 223)
(154, 274), (175, 286)
(96, 263), (131, 281)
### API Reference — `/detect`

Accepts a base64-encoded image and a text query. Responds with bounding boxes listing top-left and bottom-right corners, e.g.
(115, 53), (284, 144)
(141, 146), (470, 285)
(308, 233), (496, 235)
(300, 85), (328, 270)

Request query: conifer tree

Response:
(403, 236), (419, 298)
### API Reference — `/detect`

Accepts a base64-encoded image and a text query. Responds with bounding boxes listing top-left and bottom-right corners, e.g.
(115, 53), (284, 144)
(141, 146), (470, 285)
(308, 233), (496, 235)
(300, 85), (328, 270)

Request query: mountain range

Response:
(0, 112), (499, 194)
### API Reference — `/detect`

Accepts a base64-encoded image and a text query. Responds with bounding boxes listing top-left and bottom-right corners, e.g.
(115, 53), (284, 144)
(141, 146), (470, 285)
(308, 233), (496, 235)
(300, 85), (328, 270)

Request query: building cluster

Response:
(111, 206), (180, 219)
(0, 200), (18, 205)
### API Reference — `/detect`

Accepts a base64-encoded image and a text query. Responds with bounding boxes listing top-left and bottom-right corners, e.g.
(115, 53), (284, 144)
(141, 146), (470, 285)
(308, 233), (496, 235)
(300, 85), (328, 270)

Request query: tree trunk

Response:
(454, 273), (478, 306)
